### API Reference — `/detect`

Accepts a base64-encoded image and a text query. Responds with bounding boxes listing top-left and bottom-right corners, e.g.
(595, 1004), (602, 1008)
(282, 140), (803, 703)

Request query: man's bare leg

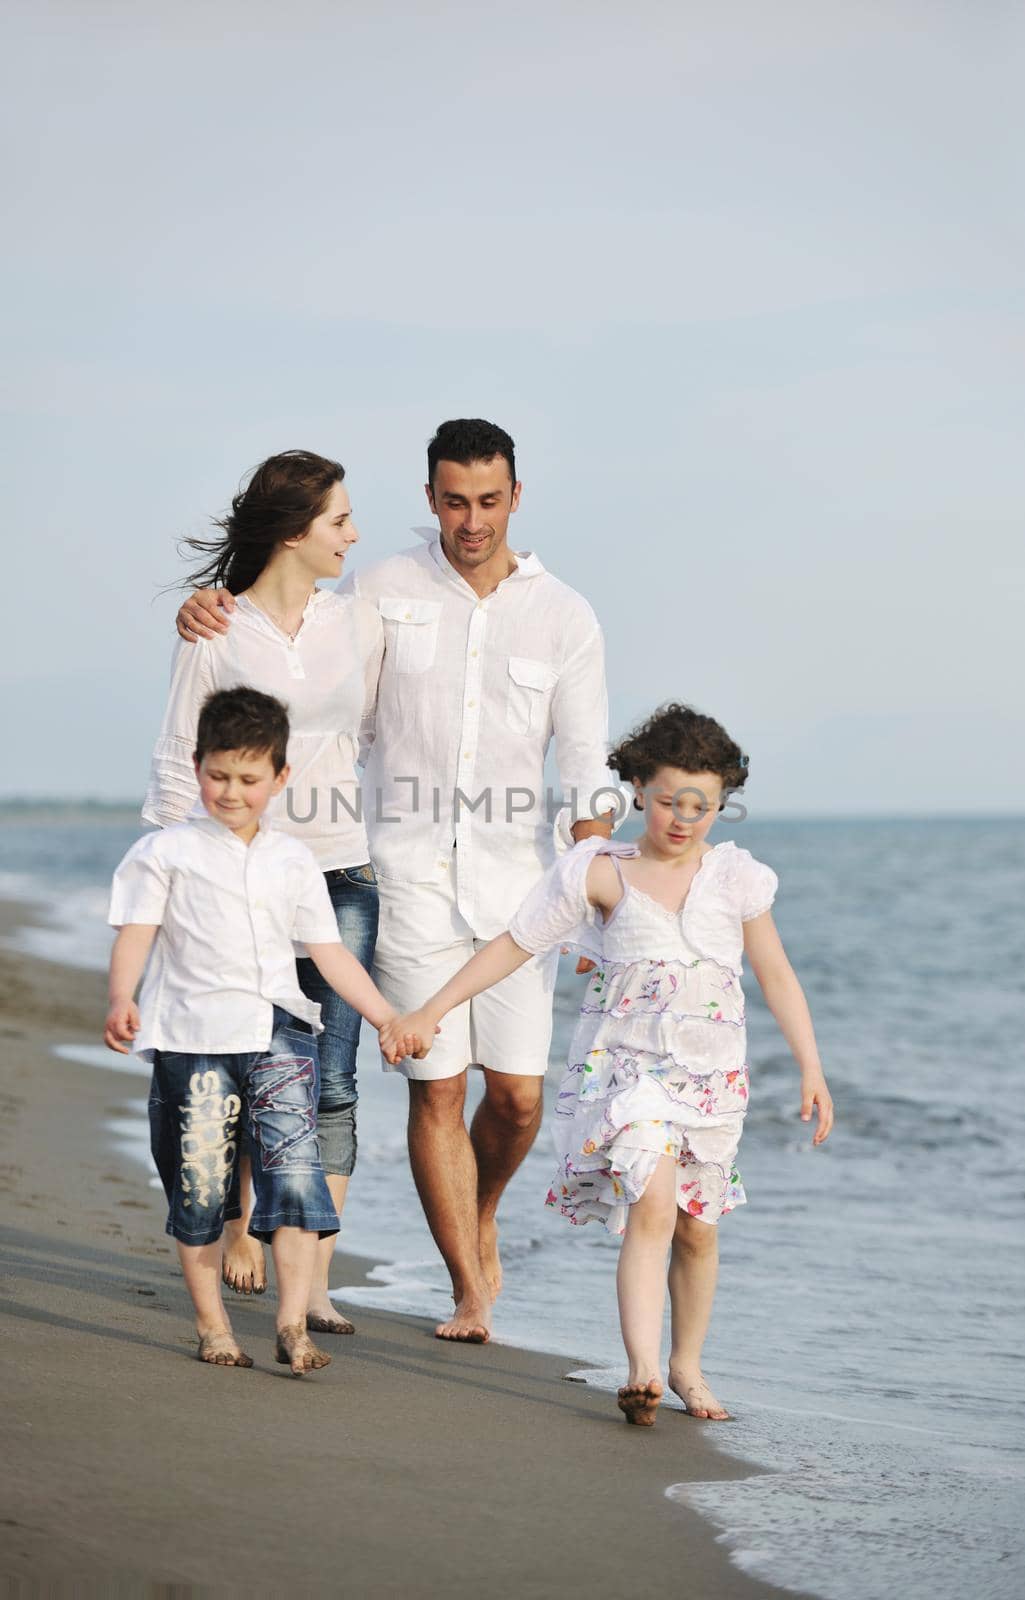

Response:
(221, 1153), (267, 1294)
(306, 1174), (355, 1334)
(407, 1074), (491, 1342)
(470, 1070), (544, 1299)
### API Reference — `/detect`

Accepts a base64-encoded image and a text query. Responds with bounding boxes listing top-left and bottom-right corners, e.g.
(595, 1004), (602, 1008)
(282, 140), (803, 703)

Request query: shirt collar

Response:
(425, 535), (546, 595)
(191, 812), (273, 848)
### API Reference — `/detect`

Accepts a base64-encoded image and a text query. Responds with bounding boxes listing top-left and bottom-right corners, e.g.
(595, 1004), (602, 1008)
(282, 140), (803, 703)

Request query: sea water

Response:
(4, 808), (1023, 1599)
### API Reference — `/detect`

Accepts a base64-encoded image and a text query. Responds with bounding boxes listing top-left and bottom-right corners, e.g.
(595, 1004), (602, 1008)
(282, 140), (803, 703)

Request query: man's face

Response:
(426, 456), (522, 572)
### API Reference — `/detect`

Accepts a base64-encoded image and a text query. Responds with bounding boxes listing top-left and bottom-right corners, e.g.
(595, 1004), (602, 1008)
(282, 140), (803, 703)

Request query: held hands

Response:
(378, 1010), (439, 1065)
(104, 1000), (140, 1055)
(800, 1071), (834, 1145)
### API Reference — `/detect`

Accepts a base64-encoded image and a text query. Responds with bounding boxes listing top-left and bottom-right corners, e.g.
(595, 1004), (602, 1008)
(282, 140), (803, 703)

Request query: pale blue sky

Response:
(2, 0), (1023, 812)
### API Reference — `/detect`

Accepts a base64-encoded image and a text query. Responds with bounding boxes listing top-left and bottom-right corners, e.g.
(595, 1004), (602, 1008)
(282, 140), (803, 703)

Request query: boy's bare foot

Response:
(221, 1230), (267, 1296)
(435, 1289), (492, 1344)
(478, 1213), (503, 1299)
(275, 1323), (332, 1376)
(617, 1378), (663, 1426)
(197, 1329), (253, 1368)
(668, 1367), (731, 1420)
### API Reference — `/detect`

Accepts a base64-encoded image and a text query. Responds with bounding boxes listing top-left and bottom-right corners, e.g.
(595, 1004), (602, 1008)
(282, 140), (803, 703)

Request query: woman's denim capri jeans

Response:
(295, 862), (379, 1177)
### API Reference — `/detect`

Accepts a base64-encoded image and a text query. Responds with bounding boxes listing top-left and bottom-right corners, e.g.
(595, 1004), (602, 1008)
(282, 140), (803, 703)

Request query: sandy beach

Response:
(0, 898), (809, 1598)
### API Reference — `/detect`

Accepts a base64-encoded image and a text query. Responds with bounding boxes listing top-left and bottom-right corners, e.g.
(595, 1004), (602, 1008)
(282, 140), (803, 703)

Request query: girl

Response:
(145, 449), (383, 1335)
(381, 703), (833, 1426)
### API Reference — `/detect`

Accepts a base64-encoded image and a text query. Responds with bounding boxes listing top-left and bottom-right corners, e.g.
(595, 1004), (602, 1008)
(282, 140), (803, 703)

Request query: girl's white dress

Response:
(508, 837), (778, 1234)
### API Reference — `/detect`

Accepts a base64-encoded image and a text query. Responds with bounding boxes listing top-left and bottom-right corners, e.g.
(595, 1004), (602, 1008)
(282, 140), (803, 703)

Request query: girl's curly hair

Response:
(608, 703), (749, 798)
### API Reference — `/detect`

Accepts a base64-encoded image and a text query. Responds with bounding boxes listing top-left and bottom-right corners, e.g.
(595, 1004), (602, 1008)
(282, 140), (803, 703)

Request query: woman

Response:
(145, 449), (382, 1335)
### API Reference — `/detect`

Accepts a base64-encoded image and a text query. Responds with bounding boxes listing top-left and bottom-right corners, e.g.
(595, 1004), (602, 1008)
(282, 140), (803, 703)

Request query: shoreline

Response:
(0, 897), (808, 1597)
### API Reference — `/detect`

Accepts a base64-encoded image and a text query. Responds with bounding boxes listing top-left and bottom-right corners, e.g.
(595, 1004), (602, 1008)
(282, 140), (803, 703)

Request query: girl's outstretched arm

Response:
(744, 913), (834, 1145)
(379, 934), (532, 1060)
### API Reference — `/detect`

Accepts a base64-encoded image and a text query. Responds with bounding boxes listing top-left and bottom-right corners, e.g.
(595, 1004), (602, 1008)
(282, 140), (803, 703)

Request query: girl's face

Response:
(635, 766), (724, 857)
(284, 480), (360, 581)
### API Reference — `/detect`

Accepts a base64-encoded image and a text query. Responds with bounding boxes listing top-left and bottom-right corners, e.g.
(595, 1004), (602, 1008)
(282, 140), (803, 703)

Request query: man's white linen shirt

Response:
(343, 538), (614, 937)
(142, 590), (383, 871)
(108, 817), (342, 1058)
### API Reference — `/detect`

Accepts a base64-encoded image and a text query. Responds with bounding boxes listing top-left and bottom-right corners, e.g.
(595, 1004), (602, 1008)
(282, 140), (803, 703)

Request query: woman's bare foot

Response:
(197, 1328), (253, 1368)
(221, 1226), (267, 1296)
(435, 1289), (492, 1344)
(668, 1366), (732, 1420)
(478, 1213), (503, 1299)
(617, 1378), (663, 1426)
(275, 1323), (332, 1376)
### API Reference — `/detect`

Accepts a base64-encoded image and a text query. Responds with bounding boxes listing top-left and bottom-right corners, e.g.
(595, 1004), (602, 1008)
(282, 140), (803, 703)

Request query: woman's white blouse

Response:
(143, 590), (383, 871)
(508, 837), (779, 973)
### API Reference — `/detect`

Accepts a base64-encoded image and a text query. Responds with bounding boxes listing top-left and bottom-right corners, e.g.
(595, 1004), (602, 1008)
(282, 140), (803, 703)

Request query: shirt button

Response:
(471, 649), (478, 657)
(405, 611), (412, 619)
(467, 700), (475, 708)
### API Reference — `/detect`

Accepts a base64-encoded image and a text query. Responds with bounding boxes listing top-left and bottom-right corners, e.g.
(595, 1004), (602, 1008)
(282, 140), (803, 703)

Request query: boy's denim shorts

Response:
(148, 1007), (340, 1247)
(295, 862), (379, 1177)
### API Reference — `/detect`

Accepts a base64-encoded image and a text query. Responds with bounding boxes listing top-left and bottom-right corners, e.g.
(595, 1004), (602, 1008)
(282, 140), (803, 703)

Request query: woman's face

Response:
(286, 480), (360, 580)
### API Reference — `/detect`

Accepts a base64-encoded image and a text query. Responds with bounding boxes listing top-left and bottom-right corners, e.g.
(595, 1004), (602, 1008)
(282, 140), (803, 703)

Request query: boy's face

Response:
(193, 748), (288, 841)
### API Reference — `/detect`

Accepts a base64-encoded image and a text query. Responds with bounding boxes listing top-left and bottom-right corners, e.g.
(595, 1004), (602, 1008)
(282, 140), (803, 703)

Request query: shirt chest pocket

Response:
(506, 655), (560, 737)
(378, 598), (443, 674)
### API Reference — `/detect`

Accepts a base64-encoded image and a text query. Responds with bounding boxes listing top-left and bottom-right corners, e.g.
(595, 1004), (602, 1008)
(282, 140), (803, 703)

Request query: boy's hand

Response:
(800, 1072), (834, 1145)
(379, 1010), (439, 1064)
(104, 1000), (140, 1055)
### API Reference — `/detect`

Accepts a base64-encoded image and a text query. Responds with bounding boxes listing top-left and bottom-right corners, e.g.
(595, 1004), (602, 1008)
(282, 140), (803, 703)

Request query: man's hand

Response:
(176, 587), (235, 641)
(104, 999), (140, 1055)
(800, 1072), (834, 1145)
(379, 1010), (438, 1063)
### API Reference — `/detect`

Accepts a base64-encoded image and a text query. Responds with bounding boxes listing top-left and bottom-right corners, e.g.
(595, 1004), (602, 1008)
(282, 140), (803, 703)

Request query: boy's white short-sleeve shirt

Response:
(108, 816), (341, 1058)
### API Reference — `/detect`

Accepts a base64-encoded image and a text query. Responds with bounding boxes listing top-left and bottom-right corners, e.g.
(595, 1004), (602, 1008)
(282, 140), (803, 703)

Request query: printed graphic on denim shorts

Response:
(249, 1054), (319, 1170)
(179, 1069), (242, 1211)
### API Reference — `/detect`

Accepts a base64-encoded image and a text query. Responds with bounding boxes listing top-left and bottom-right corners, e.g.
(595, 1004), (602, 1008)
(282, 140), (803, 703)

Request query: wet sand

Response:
(0, 898), (807, 1598)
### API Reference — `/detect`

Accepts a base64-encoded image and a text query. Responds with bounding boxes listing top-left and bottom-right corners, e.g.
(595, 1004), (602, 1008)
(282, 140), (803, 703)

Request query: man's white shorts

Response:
(373, 858), (558, 1082)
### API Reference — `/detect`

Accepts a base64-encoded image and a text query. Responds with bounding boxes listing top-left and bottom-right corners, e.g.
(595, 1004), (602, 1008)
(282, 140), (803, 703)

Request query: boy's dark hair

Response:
(427, 418), (516, 488)
(182, 449), (345, 595)
(194, 687), (290, 773)
(608, 703), (749, 801)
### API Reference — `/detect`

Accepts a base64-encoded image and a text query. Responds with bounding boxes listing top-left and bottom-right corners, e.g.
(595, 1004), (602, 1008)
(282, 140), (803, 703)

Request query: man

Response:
(176, 419), (613, 1342)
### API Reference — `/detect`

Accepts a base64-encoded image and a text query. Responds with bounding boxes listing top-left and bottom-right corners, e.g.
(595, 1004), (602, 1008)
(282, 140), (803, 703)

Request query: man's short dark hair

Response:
(427, 418), (516, 488)
(194, 687), (290, 773)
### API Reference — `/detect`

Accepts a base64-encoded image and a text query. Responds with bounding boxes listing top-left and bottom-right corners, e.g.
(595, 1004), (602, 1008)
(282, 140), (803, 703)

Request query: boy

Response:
(105, 686), (412, 1376)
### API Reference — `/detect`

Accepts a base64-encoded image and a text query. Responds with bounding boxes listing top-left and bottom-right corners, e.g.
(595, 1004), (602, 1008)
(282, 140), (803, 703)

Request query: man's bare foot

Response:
(668, 1366), (732, 1420)
(275, 1323), (332, 1376)
(197, 1329), (253, 1368)
(617, 1378), (663, 1426)
(478, 1213), (503, 1299)
(221, 1230), (267, 1296)
(435, 1290), (492, 1344)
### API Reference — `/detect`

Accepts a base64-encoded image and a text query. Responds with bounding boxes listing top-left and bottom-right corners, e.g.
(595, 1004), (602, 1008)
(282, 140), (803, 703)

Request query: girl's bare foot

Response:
(668, 1366), (731, 1420)
(221, 1229), (267, 1296)
(435, 1288), (492, 1344)
(617, 1378), (663, 1426)
(197, 1329), (253, 1368)
(275, 1322), (332, 1376)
